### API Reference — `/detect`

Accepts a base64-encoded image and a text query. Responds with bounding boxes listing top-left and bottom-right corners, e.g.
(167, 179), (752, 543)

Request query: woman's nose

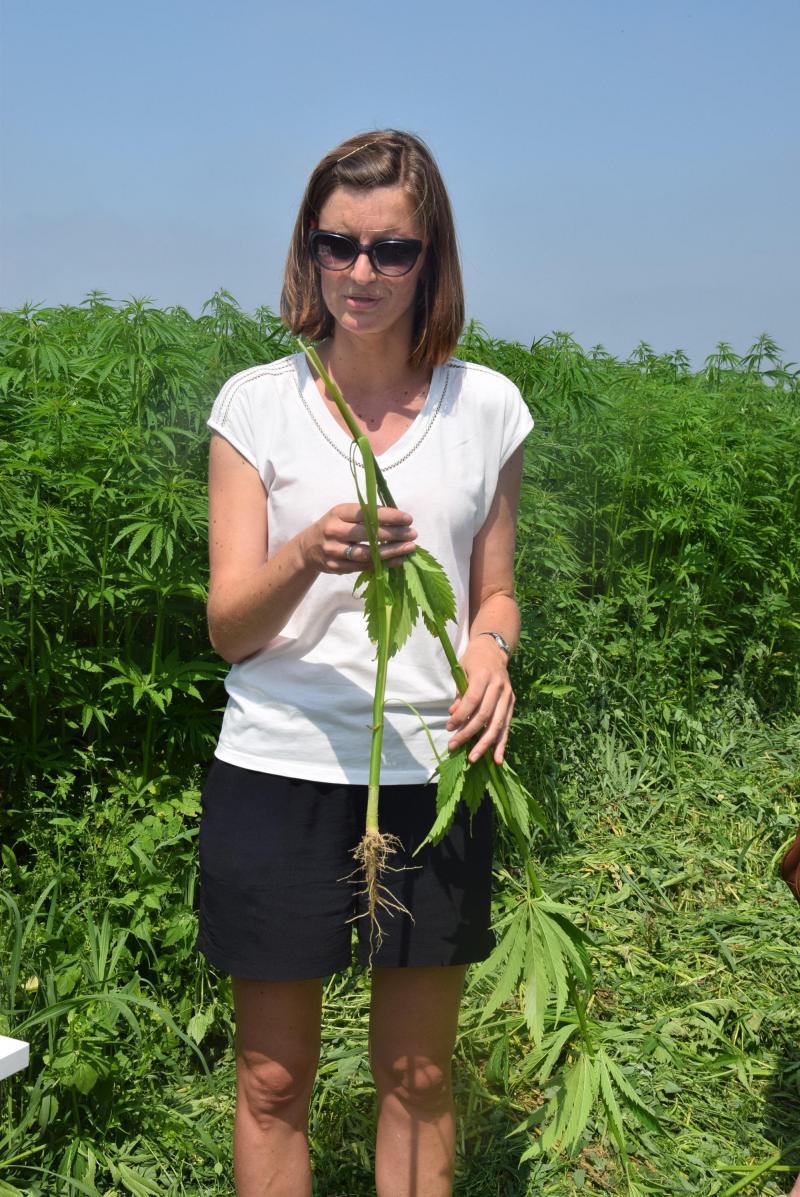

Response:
(350, 249), (376, 284)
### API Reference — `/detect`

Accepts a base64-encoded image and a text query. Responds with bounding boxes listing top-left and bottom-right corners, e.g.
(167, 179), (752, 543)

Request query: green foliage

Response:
(1, 298), (799, 1193)
(0, 292), (295, 788)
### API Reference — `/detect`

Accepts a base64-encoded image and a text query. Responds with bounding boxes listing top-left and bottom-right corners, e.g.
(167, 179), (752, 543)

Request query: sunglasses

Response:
(309, 230), (423, 277)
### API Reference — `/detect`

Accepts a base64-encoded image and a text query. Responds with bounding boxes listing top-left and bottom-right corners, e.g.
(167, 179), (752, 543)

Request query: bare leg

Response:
(369, 965), (467, 1197)
(232, 976), (323, 1197)
(790, 1171), (800, 1196)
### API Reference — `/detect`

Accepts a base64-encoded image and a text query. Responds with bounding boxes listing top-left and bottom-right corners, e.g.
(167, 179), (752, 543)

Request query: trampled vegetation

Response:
(0, 293), (798, 1194)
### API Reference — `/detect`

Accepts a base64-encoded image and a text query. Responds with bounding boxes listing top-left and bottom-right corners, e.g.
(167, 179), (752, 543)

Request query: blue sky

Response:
(1, 0), (797, 365)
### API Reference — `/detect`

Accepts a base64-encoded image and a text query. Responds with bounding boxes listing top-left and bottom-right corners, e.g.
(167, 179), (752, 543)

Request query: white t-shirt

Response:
(207, 351), (533, 784)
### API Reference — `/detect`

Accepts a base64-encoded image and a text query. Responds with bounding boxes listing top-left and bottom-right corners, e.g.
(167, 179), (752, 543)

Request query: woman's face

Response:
(313, 185), (426, 344)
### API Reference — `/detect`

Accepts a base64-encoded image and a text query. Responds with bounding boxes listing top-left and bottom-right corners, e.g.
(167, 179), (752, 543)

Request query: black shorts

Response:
(195, 758), (494, 981)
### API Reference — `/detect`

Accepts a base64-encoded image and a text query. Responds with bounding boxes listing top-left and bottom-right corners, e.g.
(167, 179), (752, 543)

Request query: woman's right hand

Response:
(300, 503), (417, 575)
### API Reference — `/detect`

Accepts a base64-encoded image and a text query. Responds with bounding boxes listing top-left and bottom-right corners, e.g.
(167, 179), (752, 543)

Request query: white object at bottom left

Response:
(0, 1035), (29, 1080)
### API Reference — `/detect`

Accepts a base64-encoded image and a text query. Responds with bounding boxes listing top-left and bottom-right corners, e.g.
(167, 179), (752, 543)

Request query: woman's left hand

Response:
(446, 636), (515, 765)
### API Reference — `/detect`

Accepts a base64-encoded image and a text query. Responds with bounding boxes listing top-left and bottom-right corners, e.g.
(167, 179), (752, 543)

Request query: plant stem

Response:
(301, 340), (539, 843)
(720, 1147), (787, 1197)
(28, 481), (40, 754)
(358, 436), (392, 831)
(301, 342), (397, 506)
(142, 593), (164, 781)
(433, 619), (468, 695)
(567, 976), (594, 1055)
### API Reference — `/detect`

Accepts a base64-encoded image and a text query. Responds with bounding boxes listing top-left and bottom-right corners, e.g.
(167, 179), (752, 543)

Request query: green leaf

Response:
(461, 757), (488, 816)
(187, 1004), (216, 1045)
(112, 520), (153, 559)
(355, 568), (411, 656)
(420, 746), (468, 846)
(115, 1162), (163, 1197)
(354, 571), (381, 646)
(402, 550), (429, 612)
(471, 903), (528, 1018)
(490, 766), (529, 838)
(149, 522), (165, 566)
(387, 566), (418, 655)
(544, 907), (592, 987)
(602, 1054), (661, 1135)
(523, 958), (548, 1045)
(561, 1052), (598, 1152)
(483, 760), (548, 840)
(504, 761), (548, 829)
(541, 1051), (597, 1155)
(534, 1022), (580, 1083)
(530, 904), (570, 1020)
(69, 1059), (100, 1095)
(403, 546), (456, 631)
(596, 1050), (629, 1156)
(437, 745), (468, 802)
(483, 908), (527, 1019)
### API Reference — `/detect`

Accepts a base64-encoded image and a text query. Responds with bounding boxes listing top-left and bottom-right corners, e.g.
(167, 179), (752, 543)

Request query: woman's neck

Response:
(318, 327), (426, 400)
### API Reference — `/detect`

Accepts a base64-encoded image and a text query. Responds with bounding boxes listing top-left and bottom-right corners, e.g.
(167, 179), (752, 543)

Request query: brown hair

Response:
(281, 130), (464, 369)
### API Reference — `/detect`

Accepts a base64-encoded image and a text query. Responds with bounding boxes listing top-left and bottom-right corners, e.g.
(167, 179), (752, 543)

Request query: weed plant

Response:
(1, 297), (798, 1194)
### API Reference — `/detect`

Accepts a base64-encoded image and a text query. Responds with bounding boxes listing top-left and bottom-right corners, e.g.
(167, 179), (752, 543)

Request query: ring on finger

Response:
(344, 543), (357, 562)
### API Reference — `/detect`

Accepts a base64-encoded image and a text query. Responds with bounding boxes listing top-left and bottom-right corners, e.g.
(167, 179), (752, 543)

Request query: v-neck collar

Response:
(294, 353), (448, 470)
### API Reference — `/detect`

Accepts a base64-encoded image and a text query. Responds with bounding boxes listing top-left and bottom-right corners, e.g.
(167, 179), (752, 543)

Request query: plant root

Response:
(346, 829), (415, 964)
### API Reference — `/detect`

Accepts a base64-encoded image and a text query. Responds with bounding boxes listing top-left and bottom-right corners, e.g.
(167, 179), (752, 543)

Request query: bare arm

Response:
(206, 433), (417, 664)
(445, 446), (524, 764)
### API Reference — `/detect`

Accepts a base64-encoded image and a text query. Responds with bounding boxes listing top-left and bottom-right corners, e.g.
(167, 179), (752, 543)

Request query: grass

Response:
(5, 712), (794, 1195)
(0, 295), (798, 1194)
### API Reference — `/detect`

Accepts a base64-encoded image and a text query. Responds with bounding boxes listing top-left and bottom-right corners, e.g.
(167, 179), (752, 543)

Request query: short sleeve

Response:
(207, 373), (259, 471)
(500, 380), (534, 468)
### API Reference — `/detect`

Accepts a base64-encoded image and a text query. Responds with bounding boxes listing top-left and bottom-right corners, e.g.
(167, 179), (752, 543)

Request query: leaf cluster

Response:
(2, 299), (799, 1193)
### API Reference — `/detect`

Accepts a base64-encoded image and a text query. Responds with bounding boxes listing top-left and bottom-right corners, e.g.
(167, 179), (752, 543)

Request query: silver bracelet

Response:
(477, 631), (511, 656)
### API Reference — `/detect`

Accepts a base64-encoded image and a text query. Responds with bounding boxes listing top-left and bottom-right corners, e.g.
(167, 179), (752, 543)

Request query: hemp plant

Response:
(302, 343), (660, 1171)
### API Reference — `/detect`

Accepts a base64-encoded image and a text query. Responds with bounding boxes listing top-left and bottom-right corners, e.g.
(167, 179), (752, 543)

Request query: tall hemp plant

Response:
(302, 343), (659, 1177)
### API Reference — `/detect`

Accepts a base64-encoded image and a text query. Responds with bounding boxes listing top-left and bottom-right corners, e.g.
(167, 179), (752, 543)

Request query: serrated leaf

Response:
(482, 762), (534, 839)
(523, 960), (548, 1045)
(402, 552), (429, 613)
(352, 569), (371, 594)
(356, 571), (381, 645)
(602, 1055), (661, 1135)
(504, 761), (548, 829)
(420, 746), (468, 846)
(403, 546), (456, 629)
(470, 903), (525, 988)
(536, 1022), (580, 1083)
(126, 522), (153, 561)
(530, 904), (570, 1020)
(112, 520), (148, 552)
(423, 789), (460, 847)
(596, 1050), (628, 1156)
(437, 743), (467, 797)
(481, 907), (528, 1019)
(486, 761), (548, 840)
(149, 523), (164, 566)
(543, 1051), (597, 1155)
(387, 567), (418, 655)
(545, 908), (592, 987)
(461, 757), (487, 815)
(482, 761), (511, 829)
(471, 907), (525, 1019)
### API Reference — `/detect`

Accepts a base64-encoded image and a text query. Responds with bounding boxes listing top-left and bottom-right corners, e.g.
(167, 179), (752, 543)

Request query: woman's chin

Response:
(334, 308), (412, 343)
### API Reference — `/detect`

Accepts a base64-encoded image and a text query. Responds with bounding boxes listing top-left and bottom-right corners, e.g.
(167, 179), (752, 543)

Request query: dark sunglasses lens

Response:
(372, 240), (421, 275)
(312, 233), (356, 270)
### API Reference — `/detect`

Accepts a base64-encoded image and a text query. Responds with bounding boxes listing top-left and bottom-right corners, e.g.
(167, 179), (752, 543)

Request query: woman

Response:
(197, 130), (533, 1197)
